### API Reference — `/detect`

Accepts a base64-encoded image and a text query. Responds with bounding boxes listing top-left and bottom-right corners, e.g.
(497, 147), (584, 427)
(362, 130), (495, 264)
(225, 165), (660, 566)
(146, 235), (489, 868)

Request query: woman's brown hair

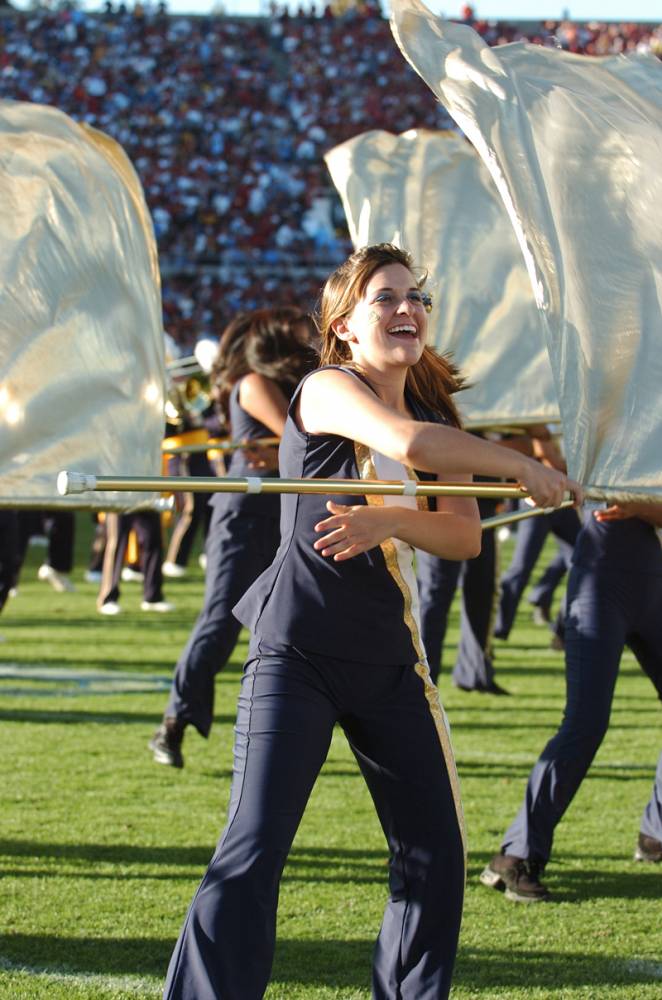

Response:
(316, 243), (464, 428)
(213, 307), (317, 422)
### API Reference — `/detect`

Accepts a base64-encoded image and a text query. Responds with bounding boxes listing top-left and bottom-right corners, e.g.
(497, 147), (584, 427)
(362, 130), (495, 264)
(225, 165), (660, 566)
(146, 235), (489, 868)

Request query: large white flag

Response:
(0, 100), (166, 509)
(325, 128), (558, 429)
(390, 0), (662, 501)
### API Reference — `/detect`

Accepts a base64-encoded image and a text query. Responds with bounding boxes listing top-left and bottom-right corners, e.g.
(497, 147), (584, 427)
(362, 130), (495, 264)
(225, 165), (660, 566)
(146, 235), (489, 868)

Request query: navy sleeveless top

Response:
(573, 508), (662, 575)
(234, 367), (445, 665)
(211, 377), (280, 517)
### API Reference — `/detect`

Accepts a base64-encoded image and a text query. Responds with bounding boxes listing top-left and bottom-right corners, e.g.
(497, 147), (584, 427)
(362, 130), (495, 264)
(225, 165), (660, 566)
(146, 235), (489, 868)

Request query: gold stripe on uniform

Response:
(354, 442), (467, 867)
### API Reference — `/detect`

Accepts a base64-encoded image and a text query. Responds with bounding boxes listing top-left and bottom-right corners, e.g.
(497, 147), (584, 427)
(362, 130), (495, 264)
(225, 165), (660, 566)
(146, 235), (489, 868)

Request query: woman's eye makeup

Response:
(371, 290), (426, 305)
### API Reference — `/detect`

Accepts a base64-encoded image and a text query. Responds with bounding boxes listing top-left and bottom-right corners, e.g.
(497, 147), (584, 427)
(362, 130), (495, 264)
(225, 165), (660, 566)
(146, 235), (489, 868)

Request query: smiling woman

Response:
(162, 243), (581, 1000)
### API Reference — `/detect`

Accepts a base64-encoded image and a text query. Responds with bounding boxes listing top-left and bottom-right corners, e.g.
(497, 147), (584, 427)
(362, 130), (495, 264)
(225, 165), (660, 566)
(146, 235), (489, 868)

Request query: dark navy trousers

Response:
(97, 511), (164, 606)
(163, 645), (465, 1000)
(165, 507), (279, 736)
(0, 510), (18, 612)
(494, 505), (580, 639)
(416, 499), (497, 688)
(502, 557), (662, 862)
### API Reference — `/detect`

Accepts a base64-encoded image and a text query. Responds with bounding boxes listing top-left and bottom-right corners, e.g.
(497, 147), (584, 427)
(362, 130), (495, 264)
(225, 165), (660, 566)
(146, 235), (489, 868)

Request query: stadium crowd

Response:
(1, 1), (660, 346)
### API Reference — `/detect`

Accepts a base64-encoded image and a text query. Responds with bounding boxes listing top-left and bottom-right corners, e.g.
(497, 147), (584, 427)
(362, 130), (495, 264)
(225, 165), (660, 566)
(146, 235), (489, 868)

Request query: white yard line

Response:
(0, 955), (160, 995)
(0, 664), (171, 694)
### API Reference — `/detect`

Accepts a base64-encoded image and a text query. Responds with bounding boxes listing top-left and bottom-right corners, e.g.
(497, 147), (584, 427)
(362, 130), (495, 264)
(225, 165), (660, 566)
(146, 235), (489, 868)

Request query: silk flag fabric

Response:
(325, 128), (558, 429)
(390, 0), (662, 502)
(0, 100), (165, 509)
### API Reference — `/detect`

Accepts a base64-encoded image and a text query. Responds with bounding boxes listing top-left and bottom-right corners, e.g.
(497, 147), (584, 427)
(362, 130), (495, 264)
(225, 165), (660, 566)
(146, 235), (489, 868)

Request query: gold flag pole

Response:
(480, 498), (576, 531)
(162, 437), (280, 456)
(58, 471), (533, 501)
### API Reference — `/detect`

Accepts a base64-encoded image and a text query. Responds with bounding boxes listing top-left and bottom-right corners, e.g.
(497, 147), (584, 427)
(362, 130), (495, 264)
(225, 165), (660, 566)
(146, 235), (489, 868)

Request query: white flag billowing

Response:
(390, 0), (662, 502)
(0, 100), (166, 509)
(325, 128), (558, 429)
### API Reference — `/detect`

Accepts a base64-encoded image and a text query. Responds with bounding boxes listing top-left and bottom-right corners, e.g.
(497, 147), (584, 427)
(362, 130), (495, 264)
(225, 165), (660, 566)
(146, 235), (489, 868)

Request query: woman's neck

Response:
(356, 362), (409, 415)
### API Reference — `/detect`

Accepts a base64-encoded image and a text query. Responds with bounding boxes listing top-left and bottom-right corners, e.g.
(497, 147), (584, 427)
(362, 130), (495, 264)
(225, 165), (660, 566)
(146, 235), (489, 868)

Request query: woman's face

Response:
(335, 262), (428, 371)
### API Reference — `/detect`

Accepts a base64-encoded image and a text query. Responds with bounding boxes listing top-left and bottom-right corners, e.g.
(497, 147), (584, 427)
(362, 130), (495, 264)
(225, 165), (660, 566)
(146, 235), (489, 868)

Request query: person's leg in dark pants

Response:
(46, 511), (75, 574)
(0, 510), (18, 613)
(132, 511), (166, 604)
(500, 565), (628, 864)
(163, 651), (338, 1000)
(162, 510), (280, 737)
(452, 523), (499, 692)
(344, 666), (465, 1000)
(416, 552), (461, 684)
(494, 510), (549, 639)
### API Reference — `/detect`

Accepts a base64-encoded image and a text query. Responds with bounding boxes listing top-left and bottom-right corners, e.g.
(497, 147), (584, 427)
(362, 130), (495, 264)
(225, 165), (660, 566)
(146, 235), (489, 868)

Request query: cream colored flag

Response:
(0, 100), (166, 509)
(325, 128), (558, 429)
(390, 0), (662, 501)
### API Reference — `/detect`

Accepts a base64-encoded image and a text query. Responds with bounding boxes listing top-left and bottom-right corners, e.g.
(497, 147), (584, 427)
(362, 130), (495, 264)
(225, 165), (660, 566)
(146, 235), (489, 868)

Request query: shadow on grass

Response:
(0, 934), (658, 990)
(0, 708), (236, 725)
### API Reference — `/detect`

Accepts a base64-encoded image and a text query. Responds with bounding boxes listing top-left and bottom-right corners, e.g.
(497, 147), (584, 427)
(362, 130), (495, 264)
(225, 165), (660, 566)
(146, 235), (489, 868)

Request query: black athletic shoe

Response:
(634, 832), (662, 863)
(149, 717), (185, 768)
(530, 603), (551, 626)
(480, 853), (551, 903)
(453, 680), (510, 696)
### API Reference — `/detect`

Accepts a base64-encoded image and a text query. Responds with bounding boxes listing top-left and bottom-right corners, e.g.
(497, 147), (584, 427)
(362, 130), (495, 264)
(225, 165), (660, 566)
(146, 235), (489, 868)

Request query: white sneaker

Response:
(198, 553), (207, 571)
(121, 567), (144, 583)
(38, 564), (76, 593)
(141, 600), (176, 613)
(8, 588), (17, 599)
(99, 601), (122, 616)
(162, 562), (187, 579)
(84, 570), (102, 584)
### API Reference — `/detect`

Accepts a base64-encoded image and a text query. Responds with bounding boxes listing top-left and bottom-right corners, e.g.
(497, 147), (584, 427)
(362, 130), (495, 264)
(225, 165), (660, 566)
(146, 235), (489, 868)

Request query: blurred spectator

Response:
(1, 5), (659, 346)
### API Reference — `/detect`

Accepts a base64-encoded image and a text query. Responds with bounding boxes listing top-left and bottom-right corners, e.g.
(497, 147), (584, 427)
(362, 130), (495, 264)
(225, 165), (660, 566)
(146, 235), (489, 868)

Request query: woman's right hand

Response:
(516, 456), (584, 509)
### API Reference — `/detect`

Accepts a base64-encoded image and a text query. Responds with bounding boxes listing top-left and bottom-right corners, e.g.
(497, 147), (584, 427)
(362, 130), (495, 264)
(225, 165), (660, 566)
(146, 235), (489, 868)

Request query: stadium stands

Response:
(1, 2), (660, 345)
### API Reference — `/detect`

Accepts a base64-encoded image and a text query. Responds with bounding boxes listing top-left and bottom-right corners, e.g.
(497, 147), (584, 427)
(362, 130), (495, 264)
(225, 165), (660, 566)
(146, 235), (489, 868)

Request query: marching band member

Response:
(149, 306), (317, 768)
(162, 244), (580, 1000)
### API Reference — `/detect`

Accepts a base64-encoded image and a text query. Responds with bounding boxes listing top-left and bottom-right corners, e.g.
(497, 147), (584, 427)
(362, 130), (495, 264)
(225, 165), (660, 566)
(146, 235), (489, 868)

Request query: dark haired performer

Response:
(149, 306), (317, 768)
(163, 244), (580, 1000)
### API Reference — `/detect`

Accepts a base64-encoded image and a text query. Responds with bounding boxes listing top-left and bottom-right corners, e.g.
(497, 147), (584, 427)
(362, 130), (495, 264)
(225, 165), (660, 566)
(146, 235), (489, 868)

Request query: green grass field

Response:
(1, 517), (660, 1000)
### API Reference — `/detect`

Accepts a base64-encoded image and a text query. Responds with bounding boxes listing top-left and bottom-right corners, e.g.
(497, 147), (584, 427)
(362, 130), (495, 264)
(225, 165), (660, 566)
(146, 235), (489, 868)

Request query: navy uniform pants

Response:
(0, 510), (18, 612)
(165, 507), (279, 736)
(494, 505), (580, 640)
(502, 558), (662, 862)
(416, 499), (497, 688)
(163, 643), (465, 1000)
(14, 509), (75, 585)
(97, 512), (164, 607)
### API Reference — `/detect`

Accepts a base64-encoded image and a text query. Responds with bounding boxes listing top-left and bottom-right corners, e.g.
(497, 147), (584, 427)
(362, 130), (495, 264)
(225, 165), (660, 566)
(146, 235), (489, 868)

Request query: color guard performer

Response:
(149, 307), (317, 767)
(162, 244), (579, 1000)
(482, 501), (662, 902)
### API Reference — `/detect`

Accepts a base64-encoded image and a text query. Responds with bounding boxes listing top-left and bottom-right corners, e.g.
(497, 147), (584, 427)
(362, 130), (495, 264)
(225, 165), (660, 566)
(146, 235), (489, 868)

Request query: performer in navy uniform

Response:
(149, 307), (317, 768)
(481, 501), (662, 902)
(162, 244), (578, 1000)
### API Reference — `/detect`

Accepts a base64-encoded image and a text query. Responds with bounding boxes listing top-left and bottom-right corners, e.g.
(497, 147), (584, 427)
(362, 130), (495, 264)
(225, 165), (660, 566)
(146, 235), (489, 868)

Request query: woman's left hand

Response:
(313, 501), (395, 561)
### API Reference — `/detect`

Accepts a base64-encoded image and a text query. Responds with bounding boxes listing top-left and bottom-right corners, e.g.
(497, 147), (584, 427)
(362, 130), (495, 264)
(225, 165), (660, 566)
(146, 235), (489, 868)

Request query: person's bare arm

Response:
(299, 369), (582, 509)
(313, 475), (481, 562)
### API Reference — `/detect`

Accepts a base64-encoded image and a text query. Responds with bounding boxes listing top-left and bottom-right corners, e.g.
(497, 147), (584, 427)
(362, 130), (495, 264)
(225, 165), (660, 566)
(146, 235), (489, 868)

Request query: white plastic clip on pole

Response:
(57, 471), (98, 496)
